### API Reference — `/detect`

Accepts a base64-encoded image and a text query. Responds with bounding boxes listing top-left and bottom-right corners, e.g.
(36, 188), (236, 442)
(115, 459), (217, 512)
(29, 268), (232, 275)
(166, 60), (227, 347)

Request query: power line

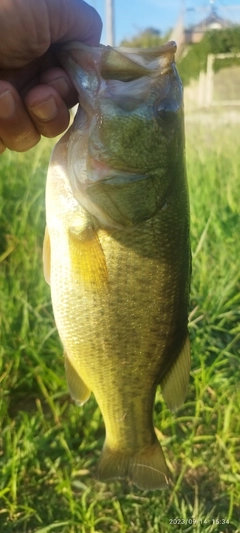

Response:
(106, 0), (115, 46)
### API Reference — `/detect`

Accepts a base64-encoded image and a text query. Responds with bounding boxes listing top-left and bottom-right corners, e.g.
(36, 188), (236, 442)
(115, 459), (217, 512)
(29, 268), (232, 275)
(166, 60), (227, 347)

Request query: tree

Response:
(178, 27), (240, 86)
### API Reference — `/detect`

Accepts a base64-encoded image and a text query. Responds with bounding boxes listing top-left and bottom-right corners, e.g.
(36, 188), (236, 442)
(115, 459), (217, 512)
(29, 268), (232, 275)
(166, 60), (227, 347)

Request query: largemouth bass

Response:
(43, 41), (191, 490)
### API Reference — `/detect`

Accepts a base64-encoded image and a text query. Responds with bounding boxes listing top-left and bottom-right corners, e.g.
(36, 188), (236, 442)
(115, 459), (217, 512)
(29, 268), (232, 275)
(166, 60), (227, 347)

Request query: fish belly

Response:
(49, 199), (189, 490)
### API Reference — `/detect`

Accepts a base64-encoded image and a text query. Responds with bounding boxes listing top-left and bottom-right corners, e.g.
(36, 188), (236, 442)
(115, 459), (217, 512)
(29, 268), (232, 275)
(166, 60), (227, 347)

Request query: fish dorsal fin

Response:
(64, 352), (91, 405)
(160, 334), (191, 412)
(43, 226), (51, 285)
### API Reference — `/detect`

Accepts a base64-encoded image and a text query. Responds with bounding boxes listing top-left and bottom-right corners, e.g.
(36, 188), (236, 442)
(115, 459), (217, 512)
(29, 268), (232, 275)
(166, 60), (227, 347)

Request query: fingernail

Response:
(30, 97), (57, 121)
(0, 90), (15, 119)
(48, 77), (70, 97)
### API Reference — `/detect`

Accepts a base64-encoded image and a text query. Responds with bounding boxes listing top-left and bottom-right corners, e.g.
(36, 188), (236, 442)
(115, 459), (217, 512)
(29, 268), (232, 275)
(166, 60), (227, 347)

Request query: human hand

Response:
(0, 0), (102, 153)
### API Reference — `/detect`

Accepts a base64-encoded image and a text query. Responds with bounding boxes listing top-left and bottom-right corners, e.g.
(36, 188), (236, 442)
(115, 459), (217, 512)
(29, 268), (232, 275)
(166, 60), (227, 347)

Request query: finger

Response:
(40, 67), (78, 109)
(0, 138), (6, 155)
(25, 85), (70, 138)
(49, 0), (103, 46)
(0, 81), (40, 152)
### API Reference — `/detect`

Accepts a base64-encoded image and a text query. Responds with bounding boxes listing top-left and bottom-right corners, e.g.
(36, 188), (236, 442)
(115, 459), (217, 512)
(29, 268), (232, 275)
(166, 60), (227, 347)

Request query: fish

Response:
(43, 40), (191, 491)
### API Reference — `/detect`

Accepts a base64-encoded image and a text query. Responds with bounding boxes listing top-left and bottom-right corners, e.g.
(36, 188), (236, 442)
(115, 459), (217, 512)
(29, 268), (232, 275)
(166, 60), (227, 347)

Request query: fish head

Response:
(58, 42), (184, 228)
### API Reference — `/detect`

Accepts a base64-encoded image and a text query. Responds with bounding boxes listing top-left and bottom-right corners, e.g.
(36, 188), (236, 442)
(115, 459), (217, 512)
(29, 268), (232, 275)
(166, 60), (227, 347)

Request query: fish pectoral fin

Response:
(160, 334), (191, 412)
(42, 226), (51, 285)
(68, 224), (108, 289)
(64, 352), (91, 405)
(97, 440), (170, 490)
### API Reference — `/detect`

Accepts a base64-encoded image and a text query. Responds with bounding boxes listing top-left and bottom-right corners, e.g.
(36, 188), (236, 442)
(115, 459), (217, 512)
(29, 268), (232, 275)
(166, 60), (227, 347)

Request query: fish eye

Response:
(155, 97), (180, 121)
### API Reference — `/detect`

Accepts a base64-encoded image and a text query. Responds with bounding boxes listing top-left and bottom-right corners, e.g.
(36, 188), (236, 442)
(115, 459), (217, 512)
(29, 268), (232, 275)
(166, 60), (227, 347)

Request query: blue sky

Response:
(87, 0), (240, 45)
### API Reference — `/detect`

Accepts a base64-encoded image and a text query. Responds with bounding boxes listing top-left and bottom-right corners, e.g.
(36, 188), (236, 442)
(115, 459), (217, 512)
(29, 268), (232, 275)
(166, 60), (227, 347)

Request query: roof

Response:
(190, 9), (233, 32)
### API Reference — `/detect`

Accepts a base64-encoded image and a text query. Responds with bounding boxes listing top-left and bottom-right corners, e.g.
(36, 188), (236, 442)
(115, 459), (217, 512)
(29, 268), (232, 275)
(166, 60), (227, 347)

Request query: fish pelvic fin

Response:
(160, 334), (191, 412)
(64, 352), (91, 405)
(43, 226), (51, 285)
(97, 440), (170, 490)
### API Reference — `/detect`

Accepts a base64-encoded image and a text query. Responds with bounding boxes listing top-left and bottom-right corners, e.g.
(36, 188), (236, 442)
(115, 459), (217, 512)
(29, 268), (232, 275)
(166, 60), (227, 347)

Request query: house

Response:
(185, 7), (233, 44)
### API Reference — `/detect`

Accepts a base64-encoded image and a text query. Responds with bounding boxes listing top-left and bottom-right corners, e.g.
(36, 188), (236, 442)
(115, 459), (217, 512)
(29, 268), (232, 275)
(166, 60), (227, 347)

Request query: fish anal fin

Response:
(160, 334), (191, 412)
(43, 226), (51, 285)
(64, 352), (91, 405)
(68, 224), (108, 290)
(97, 440), (170, 490)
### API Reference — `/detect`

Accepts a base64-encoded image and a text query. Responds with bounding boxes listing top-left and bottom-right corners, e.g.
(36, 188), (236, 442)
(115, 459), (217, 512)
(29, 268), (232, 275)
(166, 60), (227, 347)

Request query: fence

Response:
(184, 53), (240, 110)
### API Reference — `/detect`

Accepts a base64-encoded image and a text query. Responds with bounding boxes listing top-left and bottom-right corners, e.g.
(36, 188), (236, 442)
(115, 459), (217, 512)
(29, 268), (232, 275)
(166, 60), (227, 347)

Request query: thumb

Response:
(47, 0), (102, 46)
(0, 0), (102, 69)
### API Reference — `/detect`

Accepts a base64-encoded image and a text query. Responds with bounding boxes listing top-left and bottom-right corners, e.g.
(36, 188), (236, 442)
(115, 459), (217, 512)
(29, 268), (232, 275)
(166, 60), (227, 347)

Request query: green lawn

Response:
(0, 118), (240, 533)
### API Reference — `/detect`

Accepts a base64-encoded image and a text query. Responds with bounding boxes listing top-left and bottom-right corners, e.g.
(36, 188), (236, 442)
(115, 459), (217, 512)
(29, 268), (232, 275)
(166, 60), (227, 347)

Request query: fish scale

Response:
(43, 41), (191, 490)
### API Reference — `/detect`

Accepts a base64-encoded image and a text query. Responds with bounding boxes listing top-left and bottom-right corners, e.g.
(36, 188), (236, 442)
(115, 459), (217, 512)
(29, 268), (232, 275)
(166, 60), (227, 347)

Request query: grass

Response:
(0, 117), (240, 532)
(213, 66), (240, 102)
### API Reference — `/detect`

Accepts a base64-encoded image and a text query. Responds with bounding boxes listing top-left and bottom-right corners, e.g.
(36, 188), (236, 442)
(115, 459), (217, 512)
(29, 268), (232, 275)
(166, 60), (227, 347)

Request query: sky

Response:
(87, 0), (240, 45)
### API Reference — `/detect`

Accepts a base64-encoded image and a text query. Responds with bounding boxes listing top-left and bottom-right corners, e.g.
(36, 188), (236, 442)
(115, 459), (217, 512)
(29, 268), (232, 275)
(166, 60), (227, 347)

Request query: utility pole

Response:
(106, 0), (115, 46)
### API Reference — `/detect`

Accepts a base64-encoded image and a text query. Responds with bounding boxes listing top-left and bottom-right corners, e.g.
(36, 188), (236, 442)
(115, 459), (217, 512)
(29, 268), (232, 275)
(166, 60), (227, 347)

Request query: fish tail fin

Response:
(97, 440), (170, 490)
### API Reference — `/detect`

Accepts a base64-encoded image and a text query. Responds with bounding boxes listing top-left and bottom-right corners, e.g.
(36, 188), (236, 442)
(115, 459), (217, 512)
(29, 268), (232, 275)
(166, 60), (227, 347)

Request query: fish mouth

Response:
(58, 40), (177, 85)
(86, 156), (144, 186)
(56, 41), (178, 119)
